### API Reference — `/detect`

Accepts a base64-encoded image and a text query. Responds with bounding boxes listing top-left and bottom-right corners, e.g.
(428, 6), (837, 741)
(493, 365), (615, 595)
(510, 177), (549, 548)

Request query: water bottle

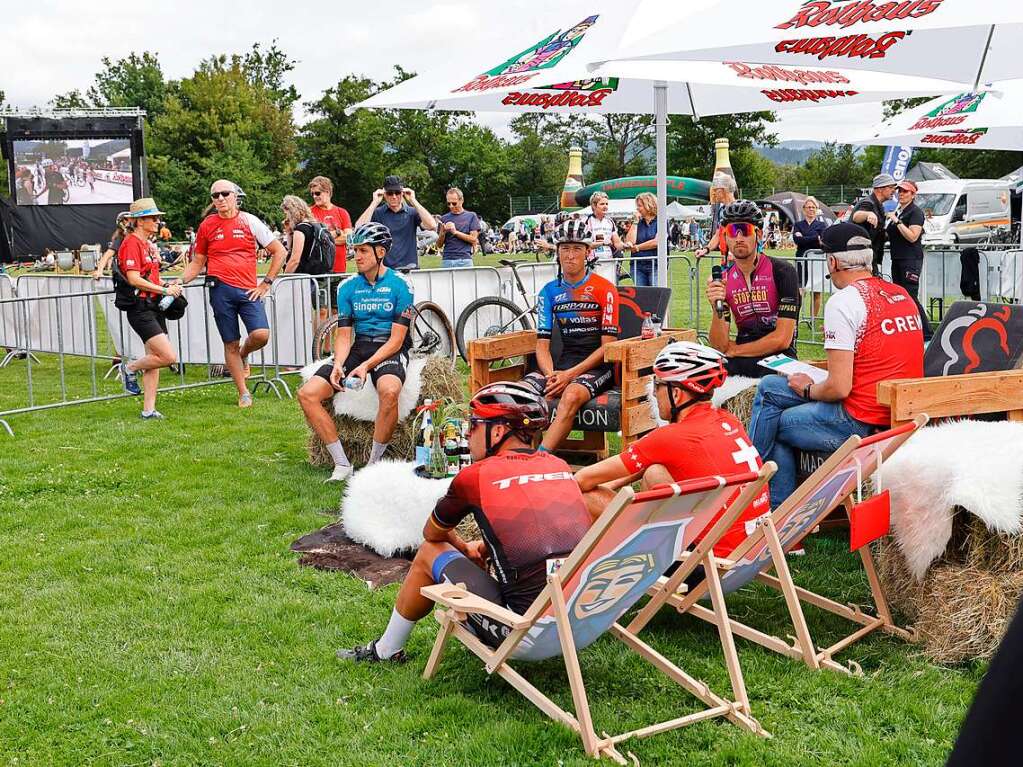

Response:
(651, 314), (662, 337)
(343, 375), (364, 391)
(158, 293), (175, 311)
(641, 312), (655, 340)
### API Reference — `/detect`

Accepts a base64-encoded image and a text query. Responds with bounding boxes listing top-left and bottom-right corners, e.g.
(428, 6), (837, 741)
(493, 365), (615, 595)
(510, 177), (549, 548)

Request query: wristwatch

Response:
(261, 276), (274, 286)
(803, 383), (813, 400)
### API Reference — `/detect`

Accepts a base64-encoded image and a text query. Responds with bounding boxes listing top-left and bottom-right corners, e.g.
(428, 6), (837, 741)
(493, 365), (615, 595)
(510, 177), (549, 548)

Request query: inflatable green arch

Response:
(564, 176), (711, 209)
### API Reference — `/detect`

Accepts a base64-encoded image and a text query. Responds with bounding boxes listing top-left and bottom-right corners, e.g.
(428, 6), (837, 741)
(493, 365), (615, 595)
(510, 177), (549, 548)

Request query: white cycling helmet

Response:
(654, 341), (728, 396)
(554, 219), (593, 247)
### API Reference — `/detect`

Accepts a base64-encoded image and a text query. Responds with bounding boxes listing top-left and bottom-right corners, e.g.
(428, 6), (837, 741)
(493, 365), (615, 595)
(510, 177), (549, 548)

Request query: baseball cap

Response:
(872, 173), (897, 188)
(897, 179), (918, 193)
(820, 222), (873, 254)
(383, 175), (404, 193)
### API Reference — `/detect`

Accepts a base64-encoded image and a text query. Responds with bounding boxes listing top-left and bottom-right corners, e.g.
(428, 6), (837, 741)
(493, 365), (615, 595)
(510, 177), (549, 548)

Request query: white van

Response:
(916, 179), (1012, 245)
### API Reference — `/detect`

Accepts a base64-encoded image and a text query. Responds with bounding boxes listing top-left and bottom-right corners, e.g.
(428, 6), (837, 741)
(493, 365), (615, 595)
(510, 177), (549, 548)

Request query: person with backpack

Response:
(281, 195), (335, 276)
(307, 176), (352, 273)
(114, 198), (183, 420)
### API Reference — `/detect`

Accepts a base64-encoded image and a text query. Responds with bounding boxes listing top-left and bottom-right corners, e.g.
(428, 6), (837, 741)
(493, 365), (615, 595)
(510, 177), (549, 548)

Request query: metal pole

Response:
(655, 81), (668, 290)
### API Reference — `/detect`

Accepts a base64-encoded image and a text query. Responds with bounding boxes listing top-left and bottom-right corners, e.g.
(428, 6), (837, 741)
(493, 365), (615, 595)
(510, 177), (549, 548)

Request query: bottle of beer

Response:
(710, 138), (737, 235)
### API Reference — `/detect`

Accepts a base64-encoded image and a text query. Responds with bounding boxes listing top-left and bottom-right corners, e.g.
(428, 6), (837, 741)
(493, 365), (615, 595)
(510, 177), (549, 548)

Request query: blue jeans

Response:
(747, 375), (875, 508)
(632, 257), (657, 287)
(441, 258), (474, 268)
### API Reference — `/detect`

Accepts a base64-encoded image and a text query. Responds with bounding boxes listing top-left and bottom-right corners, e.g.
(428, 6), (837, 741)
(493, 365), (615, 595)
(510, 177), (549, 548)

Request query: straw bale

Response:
(875, 511), (1023, 663)
(307, 357), (465, 468)
(719, 385), (757, 429)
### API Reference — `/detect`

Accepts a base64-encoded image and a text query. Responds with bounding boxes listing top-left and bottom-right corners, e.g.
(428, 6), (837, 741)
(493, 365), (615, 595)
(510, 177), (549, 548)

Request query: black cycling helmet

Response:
(347, 222), (393, 254)
(470, 381), (550, 456)
(720, 200), (764, 229)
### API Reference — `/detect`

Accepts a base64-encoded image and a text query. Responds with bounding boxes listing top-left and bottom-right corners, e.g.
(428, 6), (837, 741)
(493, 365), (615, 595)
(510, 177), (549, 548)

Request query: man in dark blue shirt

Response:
(298, 222), (415, 482)
(356, 175), (437, 269)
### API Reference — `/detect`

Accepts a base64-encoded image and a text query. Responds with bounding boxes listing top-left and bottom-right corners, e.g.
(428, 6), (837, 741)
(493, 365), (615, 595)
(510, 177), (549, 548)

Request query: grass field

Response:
(0, 248), (981, 765)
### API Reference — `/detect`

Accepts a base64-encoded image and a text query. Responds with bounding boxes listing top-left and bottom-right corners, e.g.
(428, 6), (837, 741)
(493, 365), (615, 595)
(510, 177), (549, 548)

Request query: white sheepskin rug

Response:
(341, 460), (453, 557)
(644, 374), (760, 427)
(299, 356), (428, 422)
(879, 420), (1023, 580)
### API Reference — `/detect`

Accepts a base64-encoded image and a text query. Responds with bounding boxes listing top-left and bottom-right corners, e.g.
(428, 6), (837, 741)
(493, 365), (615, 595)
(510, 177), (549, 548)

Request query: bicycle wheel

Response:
(409, 300), (455, 360)
(311, 316), (340, 361)
(455, 296), (532, 361)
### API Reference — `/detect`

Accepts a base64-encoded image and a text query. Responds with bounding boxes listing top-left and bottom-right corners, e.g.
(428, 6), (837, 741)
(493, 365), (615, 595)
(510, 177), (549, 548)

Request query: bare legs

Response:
(541, 383), (591, 452)
(127, 333), (176, 413)
(224, 328), (269, 399)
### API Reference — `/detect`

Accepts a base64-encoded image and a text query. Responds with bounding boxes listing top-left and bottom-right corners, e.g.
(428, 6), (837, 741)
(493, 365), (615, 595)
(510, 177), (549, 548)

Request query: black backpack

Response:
(299, 221), (335, 275)
(111, 256), (138, 310)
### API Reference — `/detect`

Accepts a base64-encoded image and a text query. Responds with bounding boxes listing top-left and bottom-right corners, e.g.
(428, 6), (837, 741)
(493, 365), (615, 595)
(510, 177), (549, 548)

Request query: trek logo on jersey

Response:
(492, 471), (574, 490)
(776, 1), (945, 30)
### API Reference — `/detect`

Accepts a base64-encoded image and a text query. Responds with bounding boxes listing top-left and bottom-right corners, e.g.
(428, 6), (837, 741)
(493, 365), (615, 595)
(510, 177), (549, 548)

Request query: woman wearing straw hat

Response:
(116, 197), (182, 419)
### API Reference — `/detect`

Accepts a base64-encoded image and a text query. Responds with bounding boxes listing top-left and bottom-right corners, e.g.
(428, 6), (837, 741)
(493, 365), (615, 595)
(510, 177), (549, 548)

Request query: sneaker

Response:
(238, 392), (253, 408)
(326, 463), (353, 483)
(120, 361), (142, 395)
(336, 640), (407, 664)
(141, 410), (165, 420)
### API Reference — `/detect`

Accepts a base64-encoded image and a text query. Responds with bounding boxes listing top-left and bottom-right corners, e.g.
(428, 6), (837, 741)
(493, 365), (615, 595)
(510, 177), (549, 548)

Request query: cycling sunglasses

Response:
(210, 190), (234, 199)
(724, 222), (757, 238)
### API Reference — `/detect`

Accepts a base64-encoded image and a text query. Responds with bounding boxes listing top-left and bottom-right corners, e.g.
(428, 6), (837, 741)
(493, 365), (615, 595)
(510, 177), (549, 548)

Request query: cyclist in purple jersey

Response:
(706, 201), (800, 378)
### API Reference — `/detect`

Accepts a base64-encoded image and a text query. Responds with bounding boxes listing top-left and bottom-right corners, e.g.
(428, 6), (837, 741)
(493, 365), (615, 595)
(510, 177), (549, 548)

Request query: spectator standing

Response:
(851, 173), (898, 275)
(308, 176), (352, 273)
(885, 179), (932, 340)
(625, 192), (659, 286)
(792, 197), (828, 317)
(115, 198), (182, 419)
(93, 213), (131, 280)
(747, 223), (925, 508)
(436, 187), (480, 268)
(180, 179), (287, 408)
(280, 195), (321, 274)
(585, 192), (624, 267)
(159, 223), (172, 241)
(356, 176), (436, 270)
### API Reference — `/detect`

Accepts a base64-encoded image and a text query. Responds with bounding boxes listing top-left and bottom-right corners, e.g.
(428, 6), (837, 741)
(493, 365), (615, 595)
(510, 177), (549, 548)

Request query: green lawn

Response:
(0, 381), (984, 766)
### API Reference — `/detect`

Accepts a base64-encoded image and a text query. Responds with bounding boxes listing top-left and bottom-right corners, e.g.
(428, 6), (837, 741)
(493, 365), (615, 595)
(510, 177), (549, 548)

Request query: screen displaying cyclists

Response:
(12, 139), (134, 206)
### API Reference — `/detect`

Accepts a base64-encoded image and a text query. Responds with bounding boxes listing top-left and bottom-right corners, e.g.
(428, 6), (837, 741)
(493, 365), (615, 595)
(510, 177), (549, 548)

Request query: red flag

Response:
(849, 490), (891, 552)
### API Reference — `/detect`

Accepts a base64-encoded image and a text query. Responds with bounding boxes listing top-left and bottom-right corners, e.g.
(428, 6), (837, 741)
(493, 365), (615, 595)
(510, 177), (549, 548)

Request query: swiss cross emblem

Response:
(731, 438), (760, 472)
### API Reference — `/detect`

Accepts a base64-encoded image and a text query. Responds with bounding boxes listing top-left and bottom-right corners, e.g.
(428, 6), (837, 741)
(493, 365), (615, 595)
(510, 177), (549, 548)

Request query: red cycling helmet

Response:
(470, 381), (550, 431)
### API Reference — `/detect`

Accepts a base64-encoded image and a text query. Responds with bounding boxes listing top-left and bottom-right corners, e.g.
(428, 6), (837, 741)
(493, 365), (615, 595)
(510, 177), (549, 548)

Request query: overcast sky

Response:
(2, 0), (881, 144)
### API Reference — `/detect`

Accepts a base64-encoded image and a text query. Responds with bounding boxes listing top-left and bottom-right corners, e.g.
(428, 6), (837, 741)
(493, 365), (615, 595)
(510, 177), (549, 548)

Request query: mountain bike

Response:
(311, 300), (456, 362)
(454, 258), (538, 361)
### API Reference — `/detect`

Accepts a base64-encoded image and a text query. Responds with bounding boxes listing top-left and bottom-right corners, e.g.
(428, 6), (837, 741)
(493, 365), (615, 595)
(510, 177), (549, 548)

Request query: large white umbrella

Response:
(844, 81), (1023, 150)
(606, 2), (1023, 88)
(352, 0), (963, 286)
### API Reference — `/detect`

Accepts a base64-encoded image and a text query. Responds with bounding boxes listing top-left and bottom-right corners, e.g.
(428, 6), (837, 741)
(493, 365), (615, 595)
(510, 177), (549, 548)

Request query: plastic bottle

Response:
(641, 312), (655, 340)
(459, 435), (471, 470)
(651, 314), (662, 337)
(158, 293), (175, 311)
(421, 400), (434, 446)
(343, 376), (364, 391)
(445, 437), (460, 475)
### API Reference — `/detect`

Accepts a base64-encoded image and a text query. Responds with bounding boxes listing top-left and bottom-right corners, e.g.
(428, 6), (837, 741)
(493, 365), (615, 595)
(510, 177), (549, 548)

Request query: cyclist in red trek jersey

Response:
(337, 382), (592, 663)
(523, 218), (619, 452)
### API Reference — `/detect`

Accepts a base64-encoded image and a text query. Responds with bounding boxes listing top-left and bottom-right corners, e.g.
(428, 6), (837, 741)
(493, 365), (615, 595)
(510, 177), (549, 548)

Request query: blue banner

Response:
(880, 145), (914, 211)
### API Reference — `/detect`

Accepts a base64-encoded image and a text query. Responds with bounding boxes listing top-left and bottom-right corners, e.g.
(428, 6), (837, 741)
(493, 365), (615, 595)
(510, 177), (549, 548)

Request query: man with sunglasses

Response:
(436, 187), (480, 268)
(181, 179), (286, 408)
(355, 175), (436, 270)
(308, 176), (352, 273)
(851, 173), (898, 275)
(705, 200), (800, 378)
(337, 381), (591, 663)
(747, 223), (924, 509)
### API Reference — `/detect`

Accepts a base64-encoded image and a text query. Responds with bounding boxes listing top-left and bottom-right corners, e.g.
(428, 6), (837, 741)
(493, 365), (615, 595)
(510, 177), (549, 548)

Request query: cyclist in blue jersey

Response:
(297, 222), (415, 482)
(522, 219), (620, 452)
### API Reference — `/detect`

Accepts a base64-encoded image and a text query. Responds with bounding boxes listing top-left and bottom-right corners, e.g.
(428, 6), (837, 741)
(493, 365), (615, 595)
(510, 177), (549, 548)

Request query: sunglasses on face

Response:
(447, 201), (459, 206)
(724, 222), (757, 238)
(210, 191), (233, 199)
(385, 190), (402, 197)
(311, 190), (324, 197)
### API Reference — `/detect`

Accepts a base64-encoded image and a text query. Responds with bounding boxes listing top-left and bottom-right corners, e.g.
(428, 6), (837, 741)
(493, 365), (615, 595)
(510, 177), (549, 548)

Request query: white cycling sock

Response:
(326, 440), (350, 467)
(369, 441), (388, 464)
(375, 608), (415, 658)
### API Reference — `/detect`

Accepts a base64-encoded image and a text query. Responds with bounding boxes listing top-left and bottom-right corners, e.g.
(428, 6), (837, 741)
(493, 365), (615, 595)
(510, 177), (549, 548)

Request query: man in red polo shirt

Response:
(181, 179), (287, 407)
(308, 175), (352, 273)
(747, 222), (925, 508)
(575, 341), (770, 559)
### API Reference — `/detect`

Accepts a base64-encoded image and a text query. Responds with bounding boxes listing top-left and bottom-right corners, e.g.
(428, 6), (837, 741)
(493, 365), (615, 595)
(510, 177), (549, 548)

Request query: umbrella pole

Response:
(655, 81), (669, 295)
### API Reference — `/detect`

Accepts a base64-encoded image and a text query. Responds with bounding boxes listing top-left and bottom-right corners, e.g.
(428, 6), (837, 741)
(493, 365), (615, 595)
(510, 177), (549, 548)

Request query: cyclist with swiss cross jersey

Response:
(523, 219), (620, 452)
(337, 382), (592, 663)
(705, 200), (801, 378)
(297, 222), (414, 482)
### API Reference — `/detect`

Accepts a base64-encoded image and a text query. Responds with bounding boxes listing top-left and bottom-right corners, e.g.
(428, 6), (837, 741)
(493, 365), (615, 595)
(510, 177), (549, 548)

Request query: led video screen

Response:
(11, 138), (134, 206)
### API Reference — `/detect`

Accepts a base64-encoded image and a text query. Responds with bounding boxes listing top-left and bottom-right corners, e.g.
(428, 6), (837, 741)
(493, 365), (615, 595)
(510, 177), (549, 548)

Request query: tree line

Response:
(9, 47), (1021, 231)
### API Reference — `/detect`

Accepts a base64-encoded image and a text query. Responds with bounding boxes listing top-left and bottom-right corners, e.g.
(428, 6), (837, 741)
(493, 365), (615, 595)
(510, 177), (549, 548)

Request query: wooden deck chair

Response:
(420, 465), (776, 764)
(634, 415), (928, 676)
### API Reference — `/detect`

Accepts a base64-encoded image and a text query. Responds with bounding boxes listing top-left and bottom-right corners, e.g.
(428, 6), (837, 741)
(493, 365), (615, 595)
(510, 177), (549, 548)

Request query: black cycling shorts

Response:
(313, 336), (407, 386)
(125, 304), (168, 344)
(432, 550), (512, 650)
(522, 364), (614, 401)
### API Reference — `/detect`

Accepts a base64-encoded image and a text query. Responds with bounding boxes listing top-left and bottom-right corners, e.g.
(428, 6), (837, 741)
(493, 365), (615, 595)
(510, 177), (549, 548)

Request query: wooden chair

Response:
(877, 300), (1023, 426)
(468, 286), (696, 459)
(637, 416), (927, 676)
(420, 465), (775, 763)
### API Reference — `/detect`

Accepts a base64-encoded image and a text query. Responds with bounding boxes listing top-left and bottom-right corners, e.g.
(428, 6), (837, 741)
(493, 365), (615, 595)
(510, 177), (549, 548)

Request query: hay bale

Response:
(307, 357), (464, 468)
(719, 385), (757, 429)
(874, 512), (1023, 663)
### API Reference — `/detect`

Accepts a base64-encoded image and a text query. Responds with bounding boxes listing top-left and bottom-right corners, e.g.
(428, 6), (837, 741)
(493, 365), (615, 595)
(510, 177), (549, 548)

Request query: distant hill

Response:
(754, 141), (824, 166)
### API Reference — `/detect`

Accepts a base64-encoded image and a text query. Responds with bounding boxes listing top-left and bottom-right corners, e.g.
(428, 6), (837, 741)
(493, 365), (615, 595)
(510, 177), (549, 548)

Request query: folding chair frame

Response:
(420, 466), (775, 764)
(633, 415), (927, 676)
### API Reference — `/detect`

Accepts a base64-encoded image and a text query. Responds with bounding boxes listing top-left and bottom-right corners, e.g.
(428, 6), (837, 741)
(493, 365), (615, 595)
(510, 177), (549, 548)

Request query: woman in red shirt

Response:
(117, 198), (182, 419)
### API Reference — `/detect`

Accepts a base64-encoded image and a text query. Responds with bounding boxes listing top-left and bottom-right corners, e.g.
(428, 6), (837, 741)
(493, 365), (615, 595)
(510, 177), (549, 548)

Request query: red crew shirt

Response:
(117, 235), (162, 300)
(311, 204), (352, 273)
(619, 403), (771, 556)
(194, 212), (274, 290)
